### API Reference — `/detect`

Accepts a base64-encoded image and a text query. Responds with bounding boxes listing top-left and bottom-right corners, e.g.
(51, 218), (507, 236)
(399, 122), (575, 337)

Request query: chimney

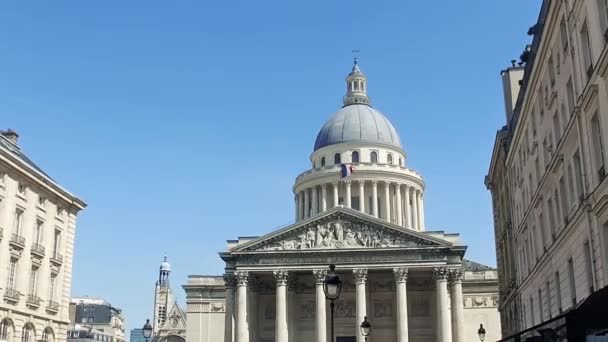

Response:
(1, 129), (19, 145)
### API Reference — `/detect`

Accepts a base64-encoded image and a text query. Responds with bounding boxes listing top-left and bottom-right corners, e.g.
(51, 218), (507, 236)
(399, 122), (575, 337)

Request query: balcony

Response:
(31, 243), (45, 258)
(46, 300), (59, 313)
(9, 234), (25, 249)
(50, 252), (64, 265)
(3, 288), (20, 303)
(26, 294), (41, 308)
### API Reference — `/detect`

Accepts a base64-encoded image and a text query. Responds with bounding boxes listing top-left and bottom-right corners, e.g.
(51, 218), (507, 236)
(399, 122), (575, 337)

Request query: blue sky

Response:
(0, 0), (541, 333)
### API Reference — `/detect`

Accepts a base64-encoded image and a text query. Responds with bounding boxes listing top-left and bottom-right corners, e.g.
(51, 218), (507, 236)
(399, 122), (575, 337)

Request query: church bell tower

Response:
(152, 256), (175, 335)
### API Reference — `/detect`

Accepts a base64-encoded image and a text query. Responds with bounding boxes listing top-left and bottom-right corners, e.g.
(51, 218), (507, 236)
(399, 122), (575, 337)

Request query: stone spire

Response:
(343, 58), (371, 106)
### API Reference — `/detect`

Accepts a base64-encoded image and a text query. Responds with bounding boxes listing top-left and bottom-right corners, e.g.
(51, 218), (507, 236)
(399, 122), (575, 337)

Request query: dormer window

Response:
(17, 183), (26, 197)
(334, 153), (341, 165)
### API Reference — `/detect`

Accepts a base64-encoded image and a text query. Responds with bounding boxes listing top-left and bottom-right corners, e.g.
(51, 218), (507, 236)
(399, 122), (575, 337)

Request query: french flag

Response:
(340, 164), (354, 178)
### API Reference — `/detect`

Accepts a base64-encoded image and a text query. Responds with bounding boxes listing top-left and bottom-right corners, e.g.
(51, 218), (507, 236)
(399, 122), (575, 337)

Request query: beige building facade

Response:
(185, 62), (501, 342)
(486, 0), (608, 339)
(0, 130), (86, 342)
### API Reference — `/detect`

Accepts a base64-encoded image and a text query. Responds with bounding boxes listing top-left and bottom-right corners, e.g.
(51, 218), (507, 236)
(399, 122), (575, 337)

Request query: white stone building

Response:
(184, 61), (501, 342)
(486, 0), (608, 339)
(0, 130), (86, 342)
(152, 257), (186, 342)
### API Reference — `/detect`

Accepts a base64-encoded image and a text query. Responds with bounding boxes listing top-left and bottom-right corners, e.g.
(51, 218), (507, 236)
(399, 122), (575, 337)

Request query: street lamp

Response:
(360, 316), (372, 341)
(142, 319), (153, 342)
(478, 323), (486, 342)
(323, 264), (343, 342)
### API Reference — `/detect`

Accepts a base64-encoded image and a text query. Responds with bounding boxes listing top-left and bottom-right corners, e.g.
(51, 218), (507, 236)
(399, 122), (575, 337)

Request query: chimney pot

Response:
(1, 129), (19, 145)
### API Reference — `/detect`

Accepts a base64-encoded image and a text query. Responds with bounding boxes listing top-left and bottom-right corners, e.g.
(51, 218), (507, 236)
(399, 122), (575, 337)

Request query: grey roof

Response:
(462, 259), (496, 271)
(314, 104), (402, 151)
(0, 135), (51, 179)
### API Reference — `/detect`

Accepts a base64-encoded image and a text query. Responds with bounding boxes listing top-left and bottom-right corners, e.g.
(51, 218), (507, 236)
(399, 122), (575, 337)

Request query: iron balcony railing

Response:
(31, 243), (45, 256)
(26, 294), (41, 306)
(3, 288), (20, 301)
(50, 252), (64, 264)
(9, 234), (25, 247)
(46, 300), (59, 312)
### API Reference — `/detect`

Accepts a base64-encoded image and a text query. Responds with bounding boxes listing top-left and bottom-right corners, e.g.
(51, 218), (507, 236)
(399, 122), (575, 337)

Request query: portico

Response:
(220, 208), (468, 342)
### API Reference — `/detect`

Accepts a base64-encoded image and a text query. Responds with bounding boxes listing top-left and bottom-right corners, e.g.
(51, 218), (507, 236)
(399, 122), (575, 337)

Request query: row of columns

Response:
(295, 180), (425, 230)
(224, 267), (464, 342)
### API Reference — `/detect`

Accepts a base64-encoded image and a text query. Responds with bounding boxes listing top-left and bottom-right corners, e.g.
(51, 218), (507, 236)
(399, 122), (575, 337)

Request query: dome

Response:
(160, 256), (171, 272)
(314, 104), (402, 151)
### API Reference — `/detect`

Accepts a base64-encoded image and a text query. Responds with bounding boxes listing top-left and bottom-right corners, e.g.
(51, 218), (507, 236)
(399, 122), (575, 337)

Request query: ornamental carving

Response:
(313, 270), (327, 284)
(393, 268), (408, 283)
(374, 301), (393, 318)
(245, 218), (437, 252)
(353, 268), (368, 284)
(335, 300), (355, 318)
(432, 267), (449, 281)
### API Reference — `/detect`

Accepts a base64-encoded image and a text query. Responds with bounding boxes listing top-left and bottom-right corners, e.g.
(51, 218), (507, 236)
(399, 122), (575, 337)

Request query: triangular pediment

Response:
(159, 302), (186, 331)
(231, 207), (453, 253)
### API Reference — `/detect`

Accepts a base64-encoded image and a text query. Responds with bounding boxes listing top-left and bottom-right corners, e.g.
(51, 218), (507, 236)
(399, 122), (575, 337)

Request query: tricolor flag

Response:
(340, 164), (354, 178)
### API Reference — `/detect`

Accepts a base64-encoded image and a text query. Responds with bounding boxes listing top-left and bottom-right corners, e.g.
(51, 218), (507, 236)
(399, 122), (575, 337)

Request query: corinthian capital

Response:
(223, 273), (237, 288)
(393, 268), (408, 283)
(235, 271), (249, 286)
(313, 269), (328, 284)
(432, 267), (449, 281)
(448, 269), (463, 283)
(353, 268), (368, 284)
(273, 270), (289, 286)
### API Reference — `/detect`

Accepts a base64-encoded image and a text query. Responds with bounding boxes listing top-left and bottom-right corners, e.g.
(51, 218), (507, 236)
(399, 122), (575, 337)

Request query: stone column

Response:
(288, 275), (297, 342)
(449, 270), (465, 342)
(298, 192), (304, 221)
(395, 184), (403, 226)
(236, 271), (249, 342)
(312, 186), (319, 216)
(404, 186), (411, 229)
(416, 191), (423, 230)
(433, 267), (450, 342)
(371, 181), (379, 218)
(345, 181), (352, 208)
(359, 180), (365, 213)
(384, 182), (391, 222)
(224, 274), (237, 342)
(353, 269), (368, 342)
(304, 189), (310, 219)
(418, 192), (425, 231)
(333, 182), (339, 207)
(411, 189), (418, 230)
(393, 268), (409, 342)
(321, 184), (328, 212)
(313, 270), (328, 342)
(273, 270), (289, 342)
(294, 195), (298, 222)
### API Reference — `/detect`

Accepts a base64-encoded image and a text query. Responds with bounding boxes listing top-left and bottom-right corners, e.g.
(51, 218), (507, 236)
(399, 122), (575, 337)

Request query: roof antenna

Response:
(352, 49), (360, 65)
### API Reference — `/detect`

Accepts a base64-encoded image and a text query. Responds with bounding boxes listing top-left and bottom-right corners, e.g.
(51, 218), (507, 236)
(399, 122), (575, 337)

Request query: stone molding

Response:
(312, 269), (327, 284)
(353, 268), (368, 284)
(273, 270), (289, 286)
(432, 267), (449, 281)
(393, 267), (408, 283)
(448, 269), (463, 283)
(235, 271), (249, 286)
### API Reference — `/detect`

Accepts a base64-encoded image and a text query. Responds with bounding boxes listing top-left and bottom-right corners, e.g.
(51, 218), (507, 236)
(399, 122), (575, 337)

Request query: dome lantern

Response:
(343, 58), (371, 106)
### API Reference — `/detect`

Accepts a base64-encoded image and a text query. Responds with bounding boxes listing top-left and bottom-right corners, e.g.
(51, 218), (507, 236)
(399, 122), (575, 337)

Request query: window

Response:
(7, 259), (17, 289)
(548, 56), (555, 86)
(599, 0), (608, 34)
(560, 16), (569, 51)
(354, 81), (359, 90)
(543, 138), (549, 168)
(34, 220), (43, 245)
(573, 150), (584, 199)
(21, 326), (33, 342)
(53, 229), (62, 257)
(49, 274), (56, 302)
(28, 267), (38, 296)
(566, 78), (575, 115)
(38, 196), (46, 208)
(584, 240), (594, 293)
(387, 154), (393, 164)
(351, 151), (359, 163)
(0, 319), (10, 341)
(548, 198), (556, 239)
(580, 22), (594, 80)
(554, 189), (562, 229)
(13, 209), (23, 235)
(546, 281), (552, 319)
(567, 164), (576, 205)
(556, 271), (563, 313)
(539, 212), (548, 250)
(568, 257), (577, 306)
(559, 177), (568, 221)
(399, 157), (402, 166)
(591, 113), (606, 180)
(17, 183), (26, 196)
(553, 112), (561, 146)
(321, 157), (325, 167)
(530, 296), (535, 326)
(535, 157), (541, 184)
(532, 108), (538, 136)
(370, 151), (378, 163)
(334, 153), (341, 165)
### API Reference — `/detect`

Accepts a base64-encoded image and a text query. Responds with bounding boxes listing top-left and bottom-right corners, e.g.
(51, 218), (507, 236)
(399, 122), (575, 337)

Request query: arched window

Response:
(387, 154), (393, 164)
(361, 81), (365, 92)
(334, 153), (341, 164)
(0, 319), (12, 341)
(370, 151), (378, 163)
(352, 151), (359, 163)
(354, 81), (359, 90)
(321, 157), (326, 167)
(313, 161), (316, 168)
(21, 324), (34, 342)
(399, 157), (403, 166)
(42, 328), (53, 342)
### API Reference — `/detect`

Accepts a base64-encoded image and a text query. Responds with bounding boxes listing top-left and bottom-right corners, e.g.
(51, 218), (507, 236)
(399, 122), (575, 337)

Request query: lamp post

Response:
(142, 319), (153, 342)
(477, 323), (486, 342)
(323, 264), (343, 342)
(360, 316), (372, 341)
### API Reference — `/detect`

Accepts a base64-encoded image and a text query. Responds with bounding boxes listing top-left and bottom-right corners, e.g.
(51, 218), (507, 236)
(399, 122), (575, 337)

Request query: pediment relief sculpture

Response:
(244, 218), (439, 252)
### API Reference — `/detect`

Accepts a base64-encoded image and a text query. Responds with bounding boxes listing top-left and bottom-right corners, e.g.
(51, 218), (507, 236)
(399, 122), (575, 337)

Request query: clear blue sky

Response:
(0, 0), (541, 333)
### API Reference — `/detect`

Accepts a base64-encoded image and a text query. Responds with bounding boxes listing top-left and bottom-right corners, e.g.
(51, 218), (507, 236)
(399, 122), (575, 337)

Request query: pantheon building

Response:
(183, 62), (501, 342)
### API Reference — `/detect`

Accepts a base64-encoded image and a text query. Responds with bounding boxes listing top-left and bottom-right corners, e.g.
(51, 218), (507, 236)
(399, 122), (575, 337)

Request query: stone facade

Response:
(486, 0), (608, 337)
(0, 130), (86, 342)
